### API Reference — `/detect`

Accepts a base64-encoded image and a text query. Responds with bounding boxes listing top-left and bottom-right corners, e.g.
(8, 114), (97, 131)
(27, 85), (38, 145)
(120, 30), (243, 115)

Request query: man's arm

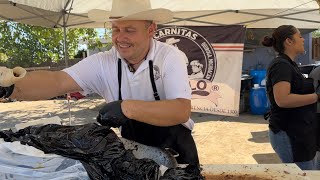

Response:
(96, 46), (192, 128)
(11, 70), (82, 101)
(119, 48), (192, 127)
(122, 98), (191, 126)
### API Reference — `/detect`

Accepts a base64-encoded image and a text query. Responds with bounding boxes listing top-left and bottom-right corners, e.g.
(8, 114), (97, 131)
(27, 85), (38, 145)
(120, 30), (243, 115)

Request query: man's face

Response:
(191, 65), (201, 73)
(111, 20), (155, 63)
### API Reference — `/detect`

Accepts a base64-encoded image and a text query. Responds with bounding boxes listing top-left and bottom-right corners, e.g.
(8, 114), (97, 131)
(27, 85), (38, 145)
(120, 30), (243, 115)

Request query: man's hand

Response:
(97, 100), (130, 127)
(0, 66), (26, 87)
(0, 66), (26, 98)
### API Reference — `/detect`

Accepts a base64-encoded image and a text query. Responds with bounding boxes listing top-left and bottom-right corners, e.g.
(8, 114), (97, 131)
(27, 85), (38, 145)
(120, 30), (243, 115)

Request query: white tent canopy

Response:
(6, 0), (320, 29)
(0, 0), (319, 67)
(0, 0), (103, 28)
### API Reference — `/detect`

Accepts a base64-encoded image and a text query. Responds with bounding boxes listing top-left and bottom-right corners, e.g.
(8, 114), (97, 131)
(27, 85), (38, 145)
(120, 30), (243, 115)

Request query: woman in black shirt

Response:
(262, 25), (319, 170)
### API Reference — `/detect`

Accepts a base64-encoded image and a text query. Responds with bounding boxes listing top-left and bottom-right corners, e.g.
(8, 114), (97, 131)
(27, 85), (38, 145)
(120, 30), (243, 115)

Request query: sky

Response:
(96, 28), (106, 37)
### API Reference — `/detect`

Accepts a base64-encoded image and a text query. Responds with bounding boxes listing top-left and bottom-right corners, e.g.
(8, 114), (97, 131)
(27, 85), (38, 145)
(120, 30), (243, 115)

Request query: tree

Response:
(312, 30), (320, 38)
(0, 21), (99, 67)
(85, 28), (113, 52)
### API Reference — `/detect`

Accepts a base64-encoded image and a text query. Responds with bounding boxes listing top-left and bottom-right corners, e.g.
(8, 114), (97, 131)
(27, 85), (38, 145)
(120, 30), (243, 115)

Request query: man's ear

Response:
(148, 23), (156, 36)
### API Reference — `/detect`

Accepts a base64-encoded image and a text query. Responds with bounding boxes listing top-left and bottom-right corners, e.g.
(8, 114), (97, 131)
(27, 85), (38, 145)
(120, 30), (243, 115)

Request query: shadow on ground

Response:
(192, 112), (268, 125)
(248, 130), (269, 143)
(252, 153), (282, 164)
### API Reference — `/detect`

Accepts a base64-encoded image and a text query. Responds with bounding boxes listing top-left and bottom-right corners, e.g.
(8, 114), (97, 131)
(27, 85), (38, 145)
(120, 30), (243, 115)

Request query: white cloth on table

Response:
(0, 140), (89, 180)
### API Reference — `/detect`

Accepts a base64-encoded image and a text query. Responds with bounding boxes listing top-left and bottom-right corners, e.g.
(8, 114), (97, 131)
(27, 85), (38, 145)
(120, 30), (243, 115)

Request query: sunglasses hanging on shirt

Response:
(128, 64), (135, 73)
(125, 56), (148, 73)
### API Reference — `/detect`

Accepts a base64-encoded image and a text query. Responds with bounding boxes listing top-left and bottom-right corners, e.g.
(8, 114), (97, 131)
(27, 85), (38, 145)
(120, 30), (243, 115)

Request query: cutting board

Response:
(201, 164), (310, 180)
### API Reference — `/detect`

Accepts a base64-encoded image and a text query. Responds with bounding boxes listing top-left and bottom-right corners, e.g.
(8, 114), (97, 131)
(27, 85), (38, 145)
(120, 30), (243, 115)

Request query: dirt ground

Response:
(0, 97), (281, 165)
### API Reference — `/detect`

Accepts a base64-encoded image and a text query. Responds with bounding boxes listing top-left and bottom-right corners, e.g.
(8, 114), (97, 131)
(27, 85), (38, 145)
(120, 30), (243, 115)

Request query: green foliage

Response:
(0, 53), (8, 62)
(85, 29), (113, 52)
(0, 21), (99, 67)
(312, 30), (320, 38)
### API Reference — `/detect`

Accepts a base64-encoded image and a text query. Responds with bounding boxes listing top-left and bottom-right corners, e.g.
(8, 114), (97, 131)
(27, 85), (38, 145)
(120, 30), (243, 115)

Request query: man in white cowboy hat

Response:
(0, 0), (199, 165)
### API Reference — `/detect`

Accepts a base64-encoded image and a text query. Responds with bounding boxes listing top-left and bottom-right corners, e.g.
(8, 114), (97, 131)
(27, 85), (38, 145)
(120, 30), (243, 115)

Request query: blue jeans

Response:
(269, 130), (319, 170)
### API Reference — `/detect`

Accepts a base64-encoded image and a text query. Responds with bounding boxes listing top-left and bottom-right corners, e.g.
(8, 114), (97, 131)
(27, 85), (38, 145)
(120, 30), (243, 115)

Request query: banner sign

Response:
(154, 25), (246, 116)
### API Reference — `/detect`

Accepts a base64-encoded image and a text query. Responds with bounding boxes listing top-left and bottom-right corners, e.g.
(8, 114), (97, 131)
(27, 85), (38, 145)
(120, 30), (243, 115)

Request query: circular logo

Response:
(154, 26), (217, 81)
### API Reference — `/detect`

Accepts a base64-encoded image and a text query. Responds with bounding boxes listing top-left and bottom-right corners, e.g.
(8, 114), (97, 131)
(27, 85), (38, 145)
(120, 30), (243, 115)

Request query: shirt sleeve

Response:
(62, 53), (106, 96)
(162, 48), (192, 100)
(269, 61), (293, 86)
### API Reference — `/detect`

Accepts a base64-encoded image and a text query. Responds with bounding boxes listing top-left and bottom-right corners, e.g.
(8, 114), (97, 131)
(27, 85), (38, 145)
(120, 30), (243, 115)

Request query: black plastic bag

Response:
(160, 164), (204, 180)
(0, 123), (159, 180)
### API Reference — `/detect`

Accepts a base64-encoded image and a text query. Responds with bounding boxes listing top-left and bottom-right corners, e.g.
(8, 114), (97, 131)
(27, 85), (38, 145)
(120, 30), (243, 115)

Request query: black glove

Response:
(97, 100), (130, 128)
(0, 85), (14, 98)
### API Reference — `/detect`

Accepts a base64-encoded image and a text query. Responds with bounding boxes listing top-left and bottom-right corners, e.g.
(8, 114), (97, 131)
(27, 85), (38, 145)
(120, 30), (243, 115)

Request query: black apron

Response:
(267, 54), (317, 162)
(117, 59), (199, 165)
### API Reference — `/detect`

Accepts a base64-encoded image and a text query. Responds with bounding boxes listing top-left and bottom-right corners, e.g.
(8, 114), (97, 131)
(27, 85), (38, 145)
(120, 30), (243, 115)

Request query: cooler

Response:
(250, 84), (270, 115)
(250, 69), (266, 87)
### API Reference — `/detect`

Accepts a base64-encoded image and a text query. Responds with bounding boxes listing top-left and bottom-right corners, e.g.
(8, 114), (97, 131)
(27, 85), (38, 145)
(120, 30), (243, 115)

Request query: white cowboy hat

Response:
(88, 0), (173, 24)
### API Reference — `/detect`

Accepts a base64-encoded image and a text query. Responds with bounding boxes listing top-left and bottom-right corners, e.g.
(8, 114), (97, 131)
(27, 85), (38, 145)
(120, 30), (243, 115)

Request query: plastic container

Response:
(249, 69), (266, 87)
(249, 84), (270, 115)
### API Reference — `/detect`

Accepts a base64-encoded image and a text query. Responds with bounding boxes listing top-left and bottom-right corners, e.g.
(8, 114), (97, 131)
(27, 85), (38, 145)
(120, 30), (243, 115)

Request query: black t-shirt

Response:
(266, 54), (317, 162)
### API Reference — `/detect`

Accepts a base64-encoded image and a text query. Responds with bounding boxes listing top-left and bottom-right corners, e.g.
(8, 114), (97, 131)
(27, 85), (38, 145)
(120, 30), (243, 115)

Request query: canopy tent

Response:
(4, 0), (320, 29)
(0, 0), (103, 67)
(0, 0), (105, 28)
(160, 0), (320, 28)
(0, 0), (319, 66)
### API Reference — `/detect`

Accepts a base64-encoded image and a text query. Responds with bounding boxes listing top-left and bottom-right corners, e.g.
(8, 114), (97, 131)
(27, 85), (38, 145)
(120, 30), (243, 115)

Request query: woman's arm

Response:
(273, 81), (318, 108)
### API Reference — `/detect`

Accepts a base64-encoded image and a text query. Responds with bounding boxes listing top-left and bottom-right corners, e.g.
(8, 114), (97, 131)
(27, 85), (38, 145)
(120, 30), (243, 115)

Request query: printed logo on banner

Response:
(154, 26), (221, 106)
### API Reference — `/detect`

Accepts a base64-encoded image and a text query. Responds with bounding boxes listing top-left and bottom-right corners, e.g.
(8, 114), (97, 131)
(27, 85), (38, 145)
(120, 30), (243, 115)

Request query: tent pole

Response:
(63, 13), (69, 68)
(62, 12), (72, 125)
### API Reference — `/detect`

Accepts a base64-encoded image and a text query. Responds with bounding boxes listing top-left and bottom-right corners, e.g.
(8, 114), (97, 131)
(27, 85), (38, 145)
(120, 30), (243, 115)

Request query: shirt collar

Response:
(116, 39), (156, 74)
(278, 53), (298, 67)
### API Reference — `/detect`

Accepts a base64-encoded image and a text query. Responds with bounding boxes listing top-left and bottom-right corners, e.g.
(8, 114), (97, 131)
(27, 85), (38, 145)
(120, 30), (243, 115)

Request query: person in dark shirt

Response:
(262, 25), (319, 170)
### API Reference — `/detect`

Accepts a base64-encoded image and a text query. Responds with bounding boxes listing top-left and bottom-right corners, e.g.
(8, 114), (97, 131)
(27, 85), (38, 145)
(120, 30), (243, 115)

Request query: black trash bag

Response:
(0, 123), (159, 180)
(160, 164), (204, 180)
(111, 151), (160, 179)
